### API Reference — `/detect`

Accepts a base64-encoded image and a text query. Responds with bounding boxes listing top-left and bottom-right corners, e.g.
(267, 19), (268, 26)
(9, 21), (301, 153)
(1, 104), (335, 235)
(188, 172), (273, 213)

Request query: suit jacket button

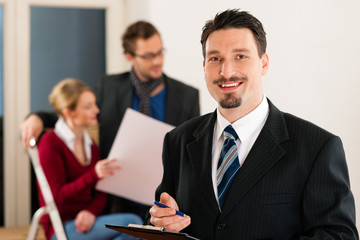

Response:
(217, 224), (226, 230)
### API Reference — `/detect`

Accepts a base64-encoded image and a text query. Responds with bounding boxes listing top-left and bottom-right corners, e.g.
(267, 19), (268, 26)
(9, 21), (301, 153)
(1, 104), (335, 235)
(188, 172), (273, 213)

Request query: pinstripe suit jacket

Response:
(155, 99), (358, 240)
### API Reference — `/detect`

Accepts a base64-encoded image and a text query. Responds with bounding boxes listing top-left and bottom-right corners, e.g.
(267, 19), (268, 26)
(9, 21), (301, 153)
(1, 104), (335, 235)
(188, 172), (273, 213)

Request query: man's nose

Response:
(151, 53), (163, 64)
(220, 61), (237, 79)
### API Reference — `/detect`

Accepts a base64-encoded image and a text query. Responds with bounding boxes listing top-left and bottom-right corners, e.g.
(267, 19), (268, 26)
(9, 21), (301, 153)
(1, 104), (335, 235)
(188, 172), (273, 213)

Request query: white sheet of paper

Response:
(95, 108), (174, 205)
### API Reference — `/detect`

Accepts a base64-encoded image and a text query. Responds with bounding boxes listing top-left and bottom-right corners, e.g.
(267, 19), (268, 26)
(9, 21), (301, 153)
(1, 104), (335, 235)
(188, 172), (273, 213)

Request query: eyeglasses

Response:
(133, 49), (165, 61)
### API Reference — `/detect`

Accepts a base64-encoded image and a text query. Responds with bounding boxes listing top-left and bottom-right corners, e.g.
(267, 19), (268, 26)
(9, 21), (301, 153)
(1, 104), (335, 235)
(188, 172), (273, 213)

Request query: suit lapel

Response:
(221, 100), (290, 217)
(164, 76), (175, 124)
(187, 112), (220, 215)
(117, 76), (133, 121)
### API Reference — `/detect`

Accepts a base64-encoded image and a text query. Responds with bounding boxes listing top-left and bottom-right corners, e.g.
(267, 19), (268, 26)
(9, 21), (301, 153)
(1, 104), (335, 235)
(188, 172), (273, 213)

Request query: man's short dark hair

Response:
(122, 21), (160, 55)
(201, 9), (267, 58)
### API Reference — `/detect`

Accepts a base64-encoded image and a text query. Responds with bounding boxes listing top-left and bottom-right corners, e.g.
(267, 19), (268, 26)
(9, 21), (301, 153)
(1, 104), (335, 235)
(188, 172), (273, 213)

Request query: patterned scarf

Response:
(130, 68), (164, 116)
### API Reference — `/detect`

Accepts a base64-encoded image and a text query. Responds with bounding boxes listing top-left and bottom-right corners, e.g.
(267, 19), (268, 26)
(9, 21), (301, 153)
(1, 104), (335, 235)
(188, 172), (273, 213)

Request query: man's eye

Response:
(209, 57), (221, 62)
(236, 55), (246, 60)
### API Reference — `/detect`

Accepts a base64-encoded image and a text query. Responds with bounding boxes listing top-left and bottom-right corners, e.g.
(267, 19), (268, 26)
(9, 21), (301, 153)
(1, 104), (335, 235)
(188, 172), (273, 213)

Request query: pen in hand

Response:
(154, 201), (187, 217)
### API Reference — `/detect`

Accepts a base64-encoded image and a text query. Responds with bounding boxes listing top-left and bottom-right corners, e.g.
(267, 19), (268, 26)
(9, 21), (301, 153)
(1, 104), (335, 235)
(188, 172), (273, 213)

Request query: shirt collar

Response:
(215, 96), (269, 143)
(54, 117), (92, 165)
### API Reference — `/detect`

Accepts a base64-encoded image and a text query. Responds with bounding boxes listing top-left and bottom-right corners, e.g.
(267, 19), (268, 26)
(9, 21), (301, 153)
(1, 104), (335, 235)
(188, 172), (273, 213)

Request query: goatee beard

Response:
(219, 93), (242, 108)
(214, 76), (245, 108)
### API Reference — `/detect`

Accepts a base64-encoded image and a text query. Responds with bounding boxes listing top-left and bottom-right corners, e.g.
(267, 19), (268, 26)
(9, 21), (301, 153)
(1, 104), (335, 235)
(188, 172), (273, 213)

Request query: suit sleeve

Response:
(36, 111), (58, 128)
(24, 110), (57, 131)
(297, 135), (358, 239)
(144, 132), (177, 224)
(155, 132), (177, 201)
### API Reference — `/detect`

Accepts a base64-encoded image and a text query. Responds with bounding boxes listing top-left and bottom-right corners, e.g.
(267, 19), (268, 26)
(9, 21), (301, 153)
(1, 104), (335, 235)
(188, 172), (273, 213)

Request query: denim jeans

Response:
(51, 213), (142, 240)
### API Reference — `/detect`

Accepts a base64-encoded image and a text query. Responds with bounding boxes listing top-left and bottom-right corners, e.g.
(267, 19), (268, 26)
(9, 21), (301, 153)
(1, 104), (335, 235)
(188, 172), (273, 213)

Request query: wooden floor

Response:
(0, 225), (46, 240)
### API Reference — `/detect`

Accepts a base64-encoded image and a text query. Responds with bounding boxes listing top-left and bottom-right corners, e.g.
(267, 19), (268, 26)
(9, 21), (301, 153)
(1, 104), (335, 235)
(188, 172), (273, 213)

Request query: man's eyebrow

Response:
(142, 48), (163, 54)
(233, 48), (250, 53)
(206, 50), (220, 56)
(206, 48), (251, 56)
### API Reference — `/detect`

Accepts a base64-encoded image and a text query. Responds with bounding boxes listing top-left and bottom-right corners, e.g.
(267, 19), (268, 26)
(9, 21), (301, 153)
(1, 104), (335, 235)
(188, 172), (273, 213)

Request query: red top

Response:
(37, 131), (106, 240)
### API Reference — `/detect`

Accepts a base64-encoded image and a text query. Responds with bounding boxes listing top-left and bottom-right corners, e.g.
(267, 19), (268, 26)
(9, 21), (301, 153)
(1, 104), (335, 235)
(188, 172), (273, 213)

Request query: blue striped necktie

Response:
(217, 125), (240, 208)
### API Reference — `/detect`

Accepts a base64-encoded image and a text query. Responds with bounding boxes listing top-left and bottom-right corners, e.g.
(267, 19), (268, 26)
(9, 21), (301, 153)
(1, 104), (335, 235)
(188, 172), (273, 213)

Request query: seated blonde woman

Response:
(37, 78), (142, 240)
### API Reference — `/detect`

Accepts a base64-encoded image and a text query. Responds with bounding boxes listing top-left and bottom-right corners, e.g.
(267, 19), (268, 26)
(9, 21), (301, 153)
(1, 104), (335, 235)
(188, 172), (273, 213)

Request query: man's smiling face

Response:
(203, 28), (268, 115)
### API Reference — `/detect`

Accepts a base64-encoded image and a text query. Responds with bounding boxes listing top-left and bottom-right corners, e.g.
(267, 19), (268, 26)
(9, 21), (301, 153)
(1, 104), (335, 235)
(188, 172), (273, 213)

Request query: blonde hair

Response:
(49, 78), (93, 117)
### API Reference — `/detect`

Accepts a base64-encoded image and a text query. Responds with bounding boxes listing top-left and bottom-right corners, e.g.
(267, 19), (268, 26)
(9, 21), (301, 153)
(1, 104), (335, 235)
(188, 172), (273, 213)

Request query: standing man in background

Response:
(149, 9), (357, 239)
(21, 21), (200, 220)
(96, 21), (199, 161)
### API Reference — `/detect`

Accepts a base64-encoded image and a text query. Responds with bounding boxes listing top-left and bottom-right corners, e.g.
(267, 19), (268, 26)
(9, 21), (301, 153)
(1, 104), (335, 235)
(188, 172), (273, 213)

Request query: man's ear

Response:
(125, 52), (135, 65)
(261, 53), (269, 76)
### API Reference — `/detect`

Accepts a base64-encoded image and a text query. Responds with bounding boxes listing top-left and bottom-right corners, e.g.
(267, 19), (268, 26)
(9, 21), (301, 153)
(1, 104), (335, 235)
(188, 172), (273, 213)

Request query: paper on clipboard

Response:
(105, 224), (200, 240)
(95, 108), (174, 205)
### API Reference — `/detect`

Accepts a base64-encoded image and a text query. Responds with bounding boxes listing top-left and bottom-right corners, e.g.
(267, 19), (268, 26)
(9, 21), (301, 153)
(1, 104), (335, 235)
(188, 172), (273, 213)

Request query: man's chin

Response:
(220, 103), (241, 109)
(219, 96), (242, 109)
(151, 73), (163, 79)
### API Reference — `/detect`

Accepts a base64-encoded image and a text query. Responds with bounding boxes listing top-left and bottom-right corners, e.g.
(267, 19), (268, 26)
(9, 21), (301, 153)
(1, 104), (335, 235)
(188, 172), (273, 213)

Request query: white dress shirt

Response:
(54, 117), (93, 165)
(211, 96), (269, 207)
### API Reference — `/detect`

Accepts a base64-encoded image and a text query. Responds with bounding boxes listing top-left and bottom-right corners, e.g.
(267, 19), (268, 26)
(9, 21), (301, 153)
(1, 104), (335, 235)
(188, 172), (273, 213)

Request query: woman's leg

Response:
(51, 213), (142, 240)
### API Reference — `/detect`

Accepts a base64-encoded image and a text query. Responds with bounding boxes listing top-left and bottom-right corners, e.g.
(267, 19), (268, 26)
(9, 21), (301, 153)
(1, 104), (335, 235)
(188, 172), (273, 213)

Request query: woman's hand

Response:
(95, 158), (121, 179)
(74, 210), (96, 233)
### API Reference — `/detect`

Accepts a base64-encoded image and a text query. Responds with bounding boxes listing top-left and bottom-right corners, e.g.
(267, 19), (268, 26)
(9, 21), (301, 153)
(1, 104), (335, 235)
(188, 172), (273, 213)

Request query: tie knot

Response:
(224, 125), (239, 141)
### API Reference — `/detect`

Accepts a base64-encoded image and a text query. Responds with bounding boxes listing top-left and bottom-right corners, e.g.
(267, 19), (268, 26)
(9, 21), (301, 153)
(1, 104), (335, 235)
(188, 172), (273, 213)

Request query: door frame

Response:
(3, 0), (125, 226)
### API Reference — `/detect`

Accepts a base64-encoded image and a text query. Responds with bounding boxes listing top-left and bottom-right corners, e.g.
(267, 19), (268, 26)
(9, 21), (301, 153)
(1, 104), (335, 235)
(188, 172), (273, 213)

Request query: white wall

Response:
(124, 0), (360, 226)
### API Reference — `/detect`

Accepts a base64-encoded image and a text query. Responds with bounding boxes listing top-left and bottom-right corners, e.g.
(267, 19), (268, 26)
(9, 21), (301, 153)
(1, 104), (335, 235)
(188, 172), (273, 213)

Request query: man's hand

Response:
(74, 210), (96, 233)
(150, 192), (191, 232)
(95, 158), (121, 179)
(20, 114), (44, 148)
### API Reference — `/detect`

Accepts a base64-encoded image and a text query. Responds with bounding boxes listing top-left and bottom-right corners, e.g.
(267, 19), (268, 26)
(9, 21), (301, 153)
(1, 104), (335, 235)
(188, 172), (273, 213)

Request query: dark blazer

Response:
(155, 99), (357, 240)
(96, 72), (200, 158)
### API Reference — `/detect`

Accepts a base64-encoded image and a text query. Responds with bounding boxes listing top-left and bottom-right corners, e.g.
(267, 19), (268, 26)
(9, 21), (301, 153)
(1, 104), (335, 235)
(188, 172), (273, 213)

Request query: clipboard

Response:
(105, 224), (200, 240)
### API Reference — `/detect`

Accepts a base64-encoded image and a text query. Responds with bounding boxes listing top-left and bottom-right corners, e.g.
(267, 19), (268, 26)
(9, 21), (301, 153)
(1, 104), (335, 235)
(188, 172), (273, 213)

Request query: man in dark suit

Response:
(96, 21), (199, 159)
(149, 9), (358, 239)
(21, 21), (200, 220)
